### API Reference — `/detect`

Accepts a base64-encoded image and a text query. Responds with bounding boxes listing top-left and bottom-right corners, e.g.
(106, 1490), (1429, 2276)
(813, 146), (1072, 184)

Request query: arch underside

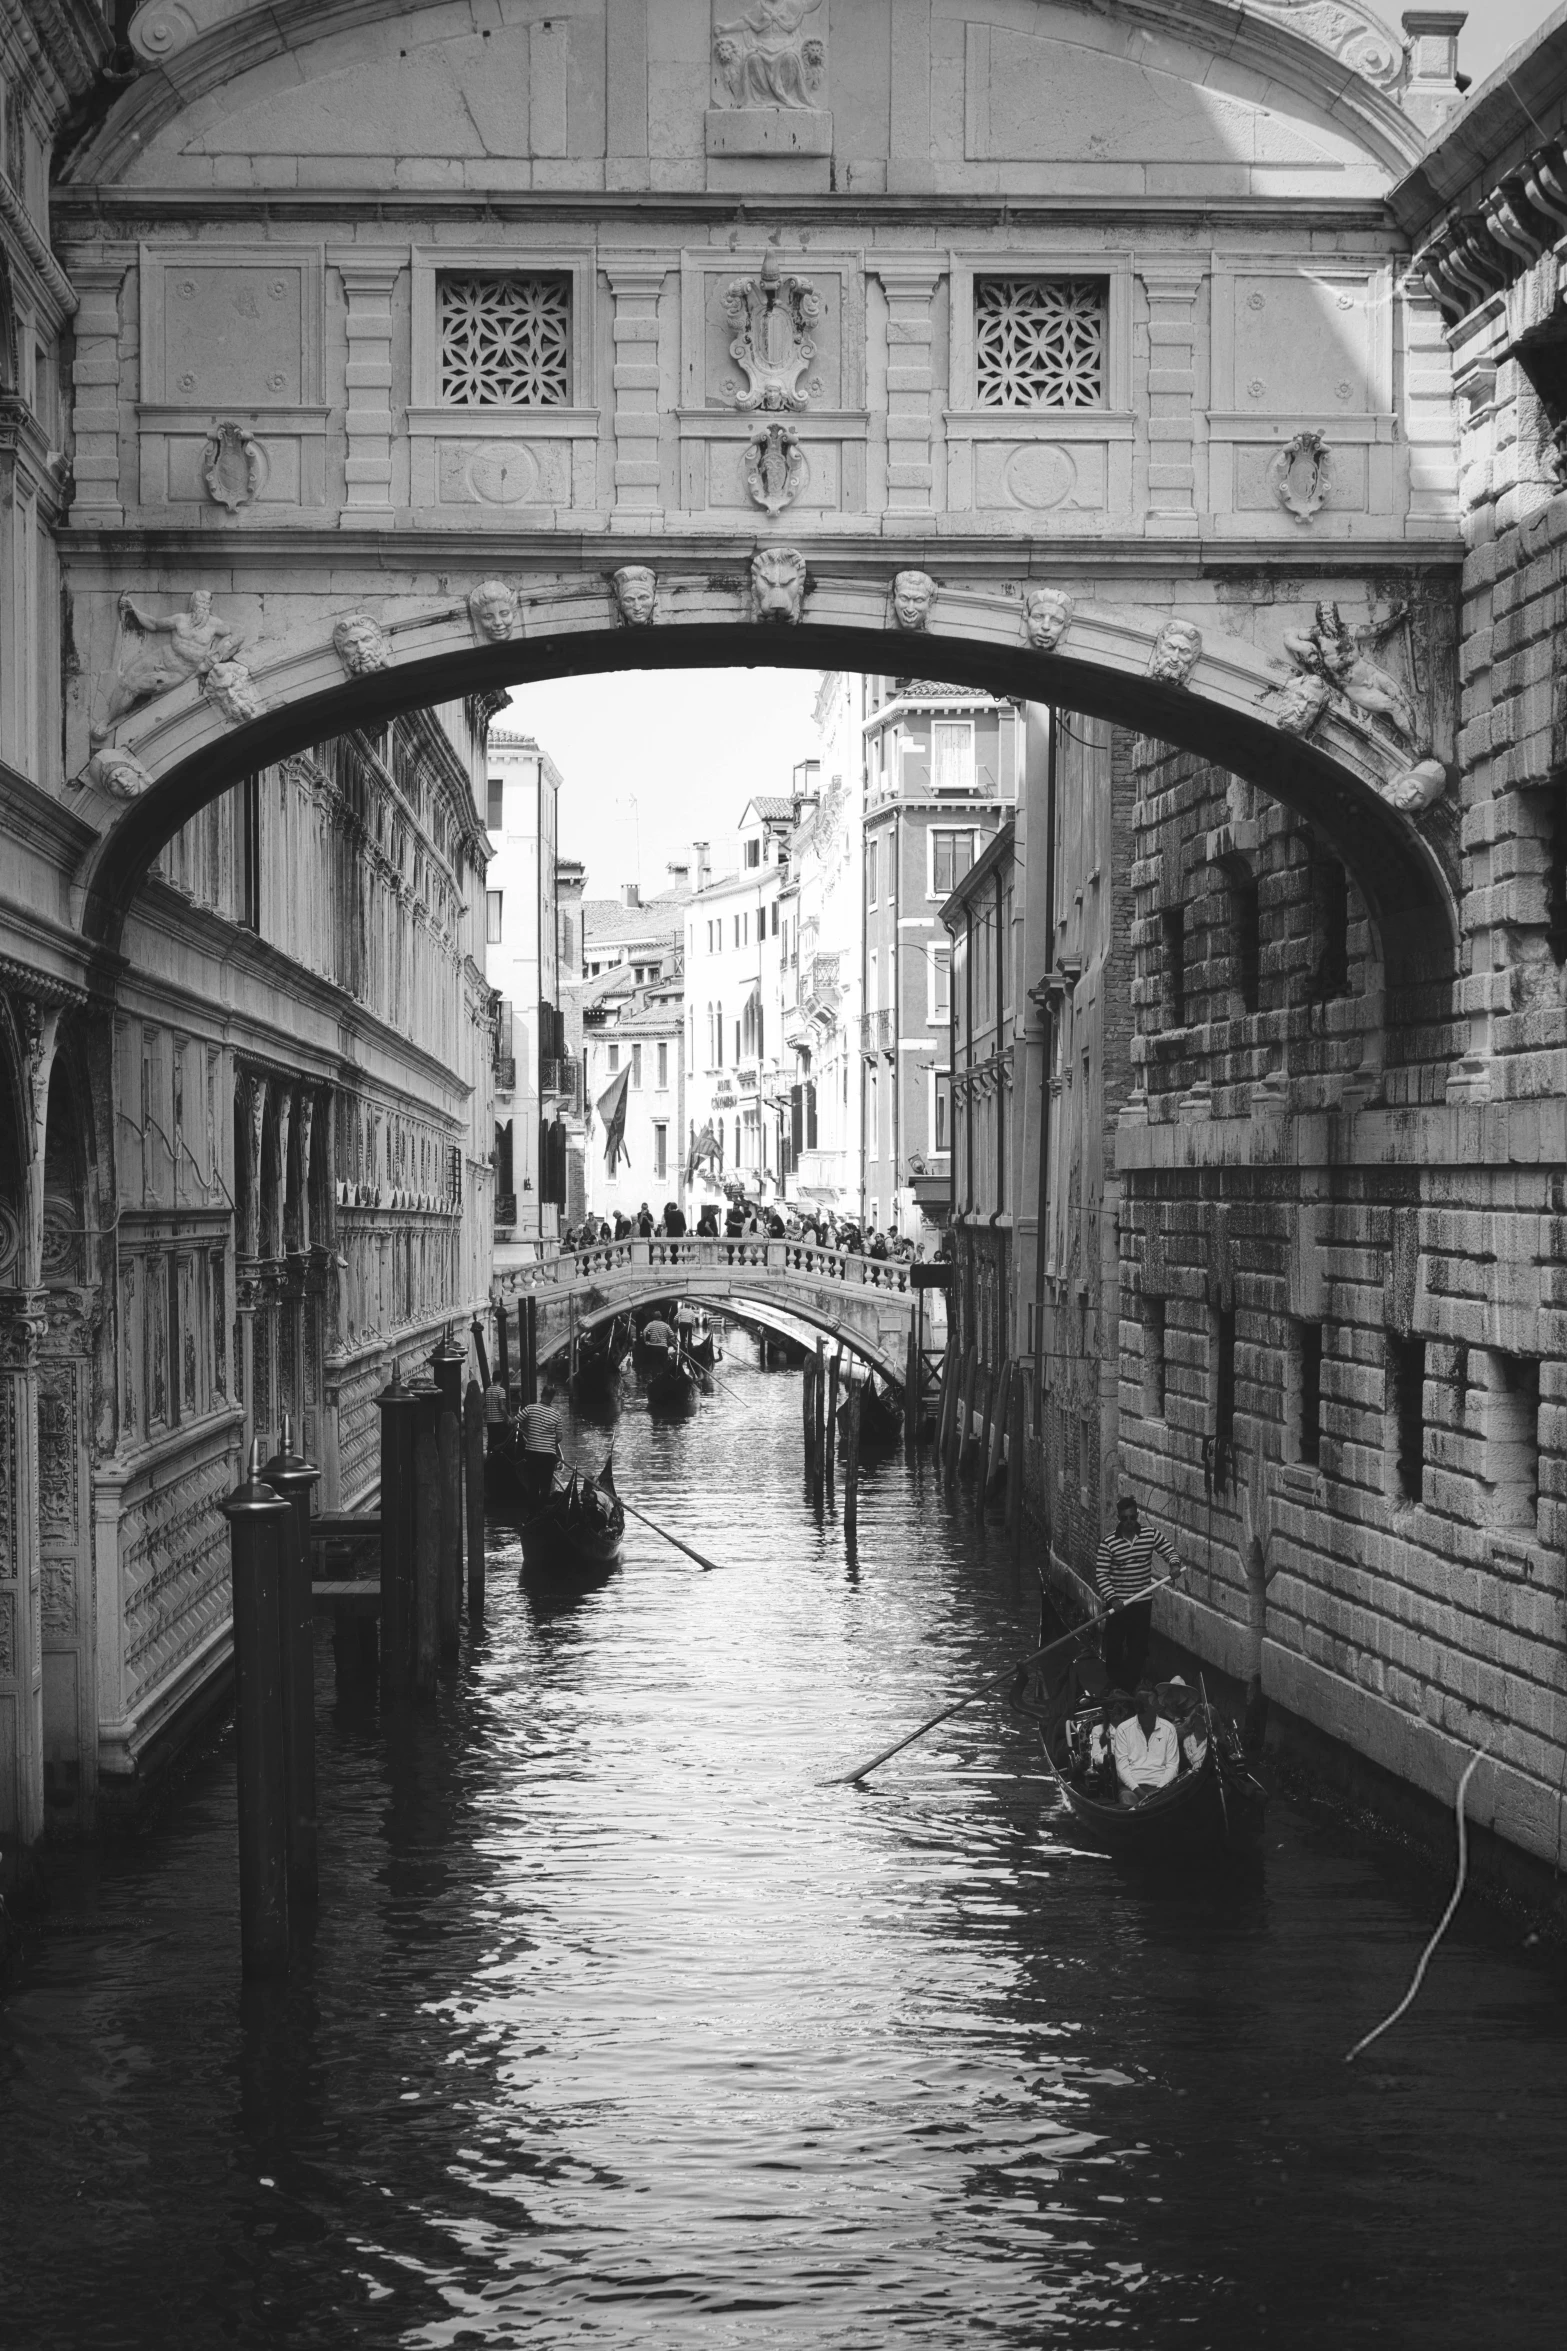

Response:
(526, 1282), (910, 1382)
(81, 604), (1460, 990)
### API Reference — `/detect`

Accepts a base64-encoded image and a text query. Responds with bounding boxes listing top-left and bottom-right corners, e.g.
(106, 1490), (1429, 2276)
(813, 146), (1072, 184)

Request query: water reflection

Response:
(1, 1336), (1564, 2348)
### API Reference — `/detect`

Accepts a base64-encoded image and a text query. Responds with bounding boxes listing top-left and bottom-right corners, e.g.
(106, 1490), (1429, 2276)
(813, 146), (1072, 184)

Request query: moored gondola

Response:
(645, 1349), (702, 1417)
(836, 1369), (904, 1450)
(571, 1314), (632, 1410)
(1018, 1669), (1266, 1863)
(518, 1452), (625, 1578)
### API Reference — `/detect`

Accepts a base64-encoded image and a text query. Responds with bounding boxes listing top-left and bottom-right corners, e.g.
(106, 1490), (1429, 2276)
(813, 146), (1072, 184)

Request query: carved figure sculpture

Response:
(95, 590), (245, 738)
(468, 579), (518, 644)
(1380, 759), (1449, 814)
(891, 571), (936, 632)
(1148, 619), (1204, 686)
(202, 422), (267, 513)
(1023, 587), (1075, 651)
(332, 610), (392, 676)
(751, 544), (808, 625)
(610, 565), (658, 627)
(723, 248), (822, 411)
(713, 0), (826, 109)
(745, 422), (809, 517)
(1279, 602), (1421, 748)
(203, 657), (266, 726)
(1267, 671), (1334, 737)
(86, 746), (154, 799)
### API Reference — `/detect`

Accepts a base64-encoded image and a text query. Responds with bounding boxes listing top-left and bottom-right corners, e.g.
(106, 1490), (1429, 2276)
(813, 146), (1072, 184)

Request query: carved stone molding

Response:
(0, 1289), (48, 1373)
(723, 249), (822, 412)
(745, 421), (808, 517)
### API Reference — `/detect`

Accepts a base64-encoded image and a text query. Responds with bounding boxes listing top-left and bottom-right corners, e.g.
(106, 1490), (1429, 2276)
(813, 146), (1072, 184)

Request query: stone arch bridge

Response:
(495, 1236), (929, 1384)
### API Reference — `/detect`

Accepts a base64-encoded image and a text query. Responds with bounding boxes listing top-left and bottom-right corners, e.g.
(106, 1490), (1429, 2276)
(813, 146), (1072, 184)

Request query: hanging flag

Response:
(685, 1120), (719, 1182)
(596, 1064), (631, 1172)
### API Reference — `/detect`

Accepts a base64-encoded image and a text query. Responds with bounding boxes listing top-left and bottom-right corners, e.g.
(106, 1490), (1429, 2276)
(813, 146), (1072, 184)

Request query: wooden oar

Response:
(838, 1570), (1184, 1785)
(558, 1445), (730, 1575)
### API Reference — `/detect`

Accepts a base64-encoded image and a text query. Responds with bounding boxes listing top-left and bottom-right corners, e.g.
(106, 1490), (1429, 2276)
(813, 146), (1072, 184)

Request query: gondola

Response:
(645, 1348), (702, 1417)
(571, 1314), (632, 1410)
(1018, 1668), (1267, 1863)
(518, 1452), (625, 1578)
(836, 1370), (904, 1450)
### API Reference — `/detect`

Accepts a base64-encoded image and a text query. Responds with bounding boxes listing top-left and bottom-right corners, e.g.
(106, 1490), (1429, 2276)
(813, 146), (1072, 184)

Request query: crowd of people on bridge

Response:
(555, 1202), (934, 1263)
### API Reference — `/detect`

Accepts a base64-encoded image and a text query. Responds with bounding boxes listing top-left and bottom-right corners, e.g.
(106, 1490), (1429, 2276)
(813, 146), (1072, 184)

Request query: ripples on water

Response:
(2, 1336), (1565, 2349)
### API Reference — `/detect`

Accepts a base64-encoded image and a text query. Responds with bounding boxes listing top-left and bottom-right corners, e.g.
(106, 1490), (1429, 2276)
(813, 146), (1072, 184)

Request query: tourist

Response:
(696, 1204), (719, 1238)
(1110, 1682), (1180, 1805)
(664, 1199), (687, 1237)
(1094, 1494), (1179, 1689)
(637, 1202), (654, 1239)
(483, 1371), (510, 1454)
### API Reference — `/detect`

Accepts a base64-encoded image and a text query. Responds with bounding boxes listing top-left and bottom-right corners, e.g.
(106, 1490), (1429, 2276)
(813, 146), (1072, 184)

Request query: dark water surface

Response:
(2, 1342), (1565, 2349)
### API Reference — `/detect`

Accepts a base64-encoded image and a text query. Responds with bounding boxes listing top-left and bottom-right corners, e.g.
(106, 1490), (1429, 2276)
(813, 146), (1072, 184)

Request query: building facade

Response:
(862, 682), (1018, 1239)
(683, 804), (789, 1216)
(573, 880), (691, 1226)
(483, 726), (563, 1258)
(782, 687), (863, 1221)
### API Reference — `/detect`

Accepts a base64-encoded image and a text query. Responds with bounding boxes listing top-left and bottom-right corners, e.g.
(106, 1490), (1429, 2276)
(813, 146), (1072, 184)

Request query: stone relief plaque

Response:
(146, 258), (318, 408)
(708, 0), (831, 154)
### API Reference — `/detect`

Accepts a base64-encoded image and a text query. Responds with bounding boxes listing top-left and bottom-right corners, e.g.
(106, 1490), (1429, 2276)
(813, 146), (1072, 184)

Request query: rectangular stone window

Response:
(1160, 907), (1187, 1030)
(1290, 1319), (1324, 1467)
(1388, 1333), (1426, 1503)
(1143, 1296), (1166, 1420)
(1213, 1307), (1236, 1461)
(1229, 871), (1261, 1015)
(485, 890), (503, 945)
(486, 776), (504, 831)
(438, 273), (571, 408)
(1483, 1351), (1540, 1530)
(974, 277), (1108, 410)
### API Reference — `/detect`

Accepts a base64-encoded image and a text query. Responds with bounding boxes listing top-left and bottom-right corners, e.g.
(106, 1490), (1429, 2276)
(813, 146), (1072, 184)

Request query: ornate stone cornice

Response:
(0, 173), (78, 321)
(1409, 142), (1567, 328)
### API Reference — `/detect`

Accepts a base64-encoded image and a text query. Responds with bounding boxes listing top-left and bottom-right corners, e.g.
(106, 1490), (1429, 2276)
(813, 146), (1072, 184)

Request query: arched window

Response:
(715, 1003), (724, 1067)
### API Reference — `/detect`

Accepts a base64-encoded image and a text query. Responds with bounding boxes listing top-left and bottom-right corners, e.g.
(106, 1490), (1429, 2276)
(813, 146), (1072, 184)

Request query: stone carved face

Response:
(1269, 671), (1332, 738)
(1023, 588), (1074, 652)
(611, 565), (657, 627)
(1148, 619), (1204, 686)
(203, 658), (265, 725)
(891, 570), (935, 631)
(87, 746), (153, 799)
(468, 579), (517, 643)
(1381, 757), (1447, 815)
(332, 611), (392, 676)
(752, 545), (808, 625)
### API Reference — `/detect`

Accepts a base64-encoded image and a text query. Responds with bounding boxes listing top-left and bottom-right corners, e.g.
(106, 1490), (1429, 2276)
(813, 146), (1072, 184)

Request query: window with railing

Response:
(438, 273), (571, 407)
(974, 277), (1107, 410)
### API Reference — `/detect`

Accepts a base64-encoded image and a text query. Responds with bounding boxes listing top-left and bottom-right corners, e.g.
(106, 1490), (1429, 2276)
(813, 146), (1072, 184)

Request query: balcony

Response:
(542, 1055), (582, 1111)
(493, 1056), (516, 1094)
(495, 1193), (518, 1230)
(859, 1008), (894, 1054)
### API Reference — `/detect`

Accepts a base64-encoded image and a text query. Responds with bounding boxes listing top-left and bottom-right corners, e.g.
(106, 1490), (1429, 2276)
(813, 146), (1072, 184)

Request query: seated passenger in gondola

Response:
(1110, 1681), (1180, 1805)
(517, 1399), (562, 1507)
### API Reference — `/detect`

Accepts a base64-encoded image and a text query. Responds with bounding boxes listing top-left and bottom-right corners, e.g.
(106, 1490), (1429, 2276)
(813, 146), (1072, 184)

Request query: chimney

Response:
(694, 839), (712, 891)
(623, 882), (641, 908)
(1401, 12), (1467, 135)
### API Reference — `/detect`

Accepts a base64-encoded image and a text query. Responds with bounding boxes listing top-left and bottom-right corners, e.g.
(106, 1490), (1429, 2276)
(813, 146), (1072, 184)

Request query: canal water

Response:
(2, 1337), (1564, 2349)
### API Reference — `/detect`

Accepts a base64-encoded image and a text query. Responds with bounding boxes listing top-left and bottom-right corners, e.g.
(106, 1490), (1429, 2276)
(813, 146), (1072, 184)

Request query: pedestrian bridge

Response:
(494, 1238), (936, 1384)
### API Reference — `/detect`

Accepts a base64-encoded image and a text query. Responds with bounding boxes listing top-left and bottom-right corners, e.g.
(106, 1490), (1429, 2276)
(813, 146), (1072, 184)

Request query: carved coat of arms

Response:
(723, 249), (822, 412)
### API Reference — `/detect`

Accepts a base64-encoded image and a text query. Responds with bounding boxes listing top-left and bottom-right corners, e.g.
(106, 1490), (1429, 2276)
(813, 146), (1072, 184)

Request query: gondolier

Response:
(1093, 1495), (1178, 1690)
(518, 1398), (562, 1507)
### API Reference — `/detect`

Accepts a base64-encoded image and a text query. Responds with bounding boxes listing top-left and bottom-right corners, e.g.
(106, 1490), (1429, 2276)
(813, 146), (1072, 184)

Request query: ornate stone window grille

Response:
(438, 274), (571, 408)
(974, 278), (1107, 410)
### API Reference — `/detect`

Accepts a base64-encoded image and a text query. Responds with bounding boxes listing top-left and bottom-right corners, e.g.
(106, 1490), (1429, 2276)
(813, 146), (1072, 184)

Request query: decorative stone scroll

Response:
(745, 422), (809, 517)
(1271, 430), (1332, 525)
(1022, 587), (1074, 652)
(1148, 620), (1204, 686)
(610, 566), (658, 627)
(467, 579), (518, 644)
(751, 545), (808, 625)
(201, 422), (267, 513)
(723, 249), (822, 413)
(713, 1), (826, 110)
(891, 571), (935, 632)
(332, 611), (392, 677)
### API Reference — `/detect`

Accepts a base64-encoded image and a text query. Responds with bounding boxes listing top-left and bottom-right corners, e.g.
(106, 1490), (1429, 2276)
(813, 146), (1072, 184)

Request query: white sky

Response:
(504, 667), (825, 898)
(505, 1), (1563, 896)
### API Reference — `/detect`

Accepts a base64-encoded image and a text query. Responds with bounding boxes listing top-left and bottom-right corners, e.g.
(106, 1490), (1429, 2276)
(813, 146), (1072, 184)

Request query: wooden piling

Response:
(936, 1339), (956, 1470)
(411, 1382), (441, 1696)
(813, 1341), (827, 1504)
(844, 1377), (862, 1546)
(520, 1295), (538, 1407)
(826, 1351), (841, 1492)
(955, 1345), (977, 1479)
(494, 1299), (510, 1394)
(904, 1328), (919, 1454)
(986, 1359), (1012, 1512)
(430, 1337), (464, 1657)
(978, 1364), (997, 1491)
(1008, 1375), (1026, 1563)
(464, 1376), (486, 1618)
(262, 1415), (320, 1907)
(377, 1366), (418, 1696)
(803, 1349), (816, 1466)
(221, 1440), (293, 1978)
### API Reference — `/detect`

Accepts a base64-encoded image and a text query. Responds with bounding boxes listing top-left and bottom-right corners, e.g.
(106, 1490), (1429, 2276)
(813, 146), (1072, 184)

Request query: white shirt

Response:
(1111, 1714), (1180, 1794)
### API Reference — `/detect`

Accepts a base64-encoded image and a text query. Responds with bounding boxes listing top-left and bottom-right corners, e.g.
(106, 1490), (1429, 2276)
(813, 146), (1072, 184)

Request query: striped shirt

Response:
(518, 1403), (560, 1456)
(1094, 1525), (1177, 1604)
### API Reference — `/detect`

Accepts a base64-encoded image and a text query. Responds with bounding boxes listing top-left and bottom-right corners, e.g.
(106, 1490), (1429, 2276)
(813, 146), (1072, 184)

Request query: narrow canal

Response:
(2, 1337), (1564, 2349)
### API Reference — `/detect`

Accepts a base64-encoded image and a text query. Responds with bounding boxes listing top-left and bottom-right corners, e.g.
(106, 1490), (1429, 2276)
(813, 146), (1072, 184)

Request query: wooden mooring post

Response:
(262, 1414), (320, 1908)
(464, 1376), (486, 1618)
(802, 1348), (816, 1472)
(411, 1380), (442, 1696)
(825, 1350), (841, 1493)
(221, 1439), (293, 1977)
(430, 1335), (464, 1656)
(494, 1299), (511, 1395)
(520, 1296), (538, 1407)
(813, 1340), (827, 1505)
(377, 1365), (418, 1696)
(843, 1373), (863, 1547)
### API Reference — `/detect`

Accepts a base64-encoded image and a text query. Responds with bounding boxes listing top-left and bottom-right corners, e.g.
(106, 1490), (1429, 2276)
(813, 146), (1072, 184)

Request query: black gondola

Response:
(518, 1452), (625, 1577)
(1018, 1668), (1267, 1863)
(837, 1371), (904, 1450)
(571, 1314), (632, 1409)
(645, 1349), (702, 1417)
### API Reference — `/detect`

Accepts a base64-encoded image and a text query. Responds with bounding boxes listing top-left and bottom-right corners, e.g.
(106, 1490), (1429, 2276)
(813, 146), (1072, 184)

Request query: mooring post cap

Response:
(221, 1434), (291, 1520)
